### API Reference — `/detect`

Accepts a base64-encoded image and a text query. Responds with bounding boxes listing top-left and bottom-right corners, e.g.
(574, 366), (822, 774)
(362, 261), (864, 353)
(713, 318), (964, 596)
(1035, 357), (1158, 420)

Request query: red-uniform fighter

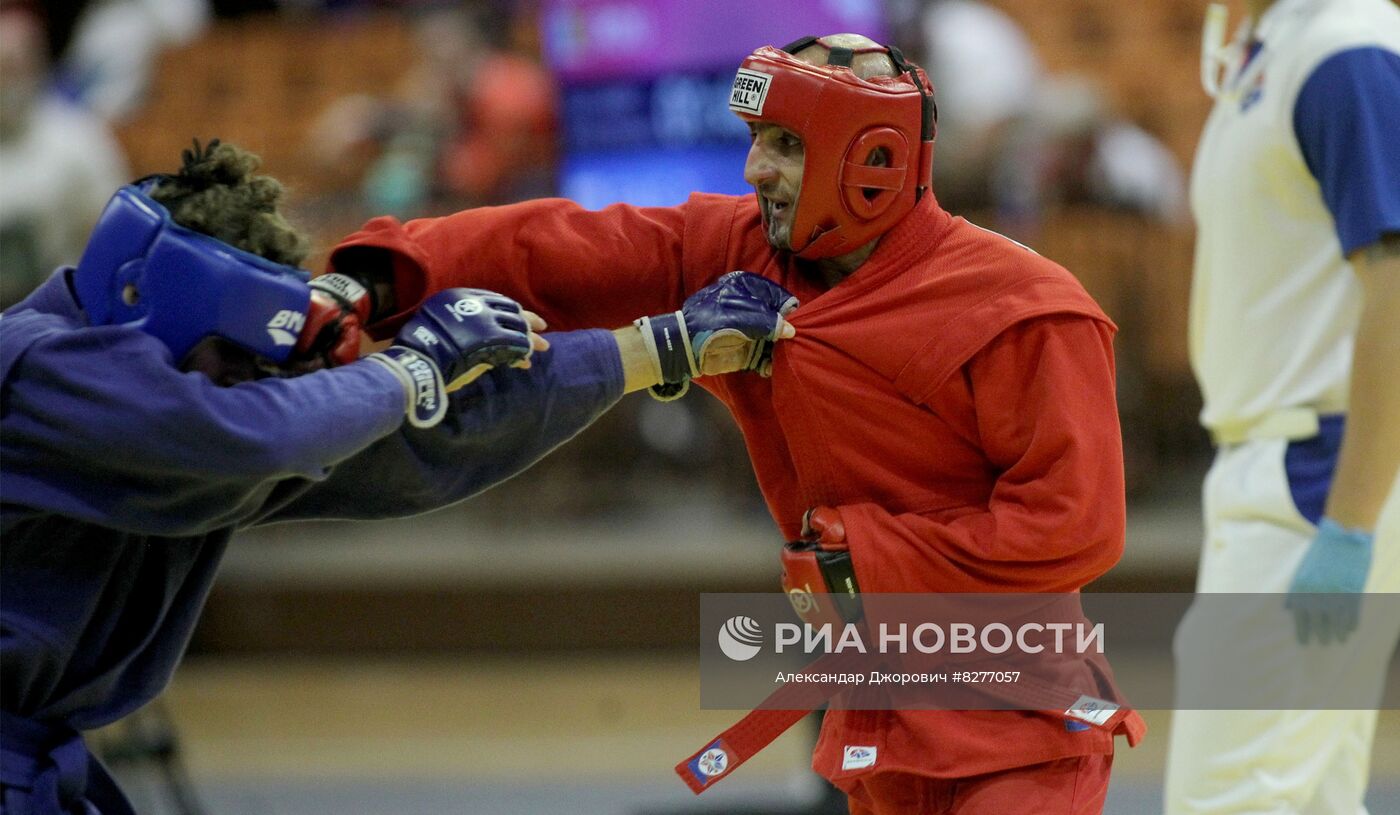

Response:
(330, 33), (1140, 815)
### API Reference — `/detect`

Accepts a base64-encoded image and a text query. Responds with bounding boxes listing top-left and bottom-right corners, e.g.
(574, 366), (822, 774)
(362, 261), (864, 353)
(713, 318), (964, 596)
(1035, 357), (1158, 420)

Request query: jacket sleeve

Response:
(328, 197), (701, 337)
(262, 329), (625, 522)
(0, 320), (406, 536)
(839, 316), (1126, 593)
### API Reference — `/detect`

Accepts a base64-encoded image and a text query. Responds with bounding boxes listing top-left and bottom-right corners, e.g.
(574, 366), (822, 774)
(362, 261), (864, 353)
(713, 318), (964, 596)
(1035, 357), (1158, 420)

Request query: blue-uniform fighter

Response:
(0, 142), (797, 815)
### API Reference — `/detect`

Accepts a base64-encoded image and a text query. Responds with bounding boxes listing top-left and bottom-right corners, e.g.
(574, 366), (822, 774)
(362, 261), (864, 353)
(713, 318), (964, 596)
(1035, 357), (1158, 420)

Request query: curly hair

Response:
(149, 139), (311, 267)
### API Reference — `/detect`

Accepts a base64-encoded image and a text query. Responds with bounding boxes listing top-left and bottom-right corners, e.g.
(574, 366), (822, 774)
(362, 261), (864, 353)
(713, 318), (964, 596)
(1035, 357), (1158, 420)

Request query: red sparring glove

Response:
(294, 273), (375, 368)
(780, 507), (862, 627)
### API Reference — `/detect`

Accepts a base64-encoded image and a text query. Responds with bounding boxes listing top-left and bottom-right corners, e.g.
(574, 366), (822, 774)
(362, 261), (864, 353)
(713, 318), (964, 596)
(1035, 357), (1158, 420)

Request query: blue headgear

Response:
(71, 180), (312, 364)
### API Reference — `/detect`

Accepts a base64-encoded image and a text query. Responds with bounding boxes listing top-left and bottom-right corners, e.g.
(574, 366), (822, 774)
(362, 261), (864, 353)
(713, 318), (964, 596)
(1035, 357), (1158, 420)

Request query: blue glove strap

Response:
(367, 346), (447, 428)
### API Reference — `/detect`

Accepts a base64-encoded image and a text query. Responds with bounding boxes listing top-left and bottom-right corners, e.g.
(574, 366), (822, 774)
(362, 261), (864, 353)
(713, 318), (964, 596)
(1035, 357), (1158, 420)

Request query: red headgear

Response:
(730, 36), (937, 259)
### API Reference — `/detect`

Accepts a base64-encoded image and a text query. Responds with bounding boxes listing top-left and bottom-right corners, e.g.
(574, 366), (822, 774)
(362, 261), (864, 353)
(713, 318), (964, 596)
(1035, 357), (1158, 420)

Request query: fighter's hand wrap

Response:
(294, 273), (375, 368)
(781, 506), (862, 628)
(636, 271), (798, 401)
(1284, 518), (1374, 645)
(367, 288), (534, 428)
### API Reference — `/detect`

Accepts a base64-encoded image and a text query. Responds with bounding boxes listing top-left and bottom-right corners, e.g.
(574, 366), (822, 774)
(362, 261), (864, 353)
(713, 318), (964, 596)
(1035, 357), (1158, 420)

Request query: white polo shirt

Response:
(1188, 0), (1400, 436)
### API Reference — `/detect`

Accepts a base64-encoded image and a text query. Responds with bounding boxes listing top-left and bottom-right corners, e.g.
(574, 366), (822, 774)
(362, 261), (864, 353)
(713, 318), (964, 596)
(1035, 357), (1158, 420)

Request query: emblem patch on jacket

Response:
(842, 745), (877, 771)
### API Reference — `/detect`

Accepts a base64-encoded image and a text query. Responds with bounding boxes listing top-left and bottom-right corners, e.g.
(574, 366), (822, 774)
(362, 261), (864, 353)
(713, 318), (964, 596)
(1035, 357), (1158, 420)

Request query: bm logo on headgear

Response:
(265, 309), (306, 347)
(717, 615), (764, 661)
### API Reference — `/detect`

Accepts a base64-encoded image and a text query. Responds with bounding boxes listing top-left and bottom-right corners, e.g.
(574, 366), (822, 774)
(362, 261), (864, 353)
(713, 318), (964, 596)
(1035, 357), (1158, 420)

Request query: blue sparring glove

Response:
(635, 271), (799, 401)
(1284, 518), (1374, 645)
(367, 288), (534, 428)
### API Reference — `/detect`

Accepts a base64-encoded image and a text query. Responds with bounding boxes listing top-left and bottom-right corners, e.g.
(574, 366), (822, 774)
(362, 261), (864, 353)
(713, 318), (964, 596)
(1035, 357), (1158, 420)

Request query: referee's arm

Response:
(1329, 237), (1400, 528)
(1293, 45), (1400, 528)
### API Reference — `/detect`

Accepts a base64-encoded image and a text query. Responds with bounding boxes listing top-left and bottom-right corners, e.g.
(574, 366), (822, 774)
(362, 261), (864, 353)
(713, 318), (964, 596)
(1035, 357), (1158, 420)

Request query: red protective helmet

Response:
(730, 36), (937, 259)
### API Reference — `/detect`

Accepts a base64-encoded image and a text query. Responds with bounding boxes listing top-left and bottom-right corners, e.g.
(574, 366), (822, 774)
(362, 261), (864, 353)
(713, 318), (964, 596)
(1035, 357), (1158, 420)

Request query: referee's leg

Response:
(1166, 446), (1400, 815)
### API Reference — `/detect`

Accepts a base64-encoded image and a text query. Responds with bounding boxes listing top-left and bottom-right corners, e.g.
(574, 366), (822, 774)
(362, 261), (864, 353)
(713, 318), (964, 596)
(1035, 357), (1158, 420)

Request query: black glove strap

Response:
(636, 312), (696, 384)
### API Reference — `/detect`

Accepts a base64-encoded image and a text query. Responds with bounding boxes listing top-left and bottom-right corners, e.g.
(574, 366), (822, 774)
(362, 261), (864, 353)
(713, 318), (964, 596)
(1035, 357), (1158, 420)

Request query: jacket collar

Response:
(785, 192), (953, 315)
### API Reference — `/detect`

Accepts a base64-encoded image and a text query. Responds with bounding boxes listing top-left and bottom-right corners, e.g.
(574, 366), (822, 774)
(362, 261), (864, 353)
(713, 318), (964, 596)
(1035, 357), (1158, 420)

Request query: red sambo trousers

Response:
(840, 754), (1113, 815)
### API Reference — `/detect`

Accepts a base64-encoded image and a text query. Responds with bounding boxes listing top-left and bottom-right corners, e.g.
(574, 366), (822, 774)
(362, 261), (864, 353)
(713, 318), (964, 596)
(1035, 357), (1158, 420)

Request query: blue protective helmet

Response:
(71, 180), (313, 364)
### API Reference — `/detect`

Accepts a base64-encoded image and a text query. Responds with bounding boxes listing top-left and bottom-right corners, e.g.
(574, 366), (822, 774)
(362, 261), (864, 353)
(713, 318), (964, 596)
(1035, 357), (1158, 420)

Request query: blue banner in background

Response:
(561, 145), (754, 210)
(542, 0), (888, 208)
(541, 0), (887, 84)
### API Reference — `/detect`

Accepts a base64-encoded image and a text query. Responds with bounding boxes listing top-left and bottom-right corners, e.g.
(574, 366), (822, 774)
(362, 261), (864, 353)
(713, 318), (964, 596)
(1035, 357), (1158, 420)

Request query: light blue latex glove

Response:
(1284, 518), (1373, 645)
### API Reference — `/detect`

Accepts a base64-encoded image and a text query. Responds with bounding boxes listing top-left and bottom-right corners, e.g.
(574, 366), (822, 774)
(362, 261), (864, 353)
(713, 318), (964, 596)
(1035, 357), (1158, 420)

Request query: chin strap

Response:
(1200, 3), (1231, 98)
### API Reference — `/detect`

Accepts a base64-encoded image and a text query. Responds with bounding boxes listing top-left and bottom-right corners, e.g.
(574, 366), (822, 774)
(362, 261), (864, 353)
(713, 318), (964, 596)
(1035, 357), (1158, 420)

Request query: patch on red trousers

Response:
(842, 745), (877, 770)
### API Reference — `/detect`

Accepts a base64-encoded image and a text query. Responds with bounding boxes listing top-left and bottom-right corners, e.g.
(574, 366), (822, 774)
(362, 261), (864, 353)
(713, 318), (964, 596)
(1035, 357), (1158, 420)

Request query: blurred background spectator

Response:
(995, 73), (1188, 241)
(890, 0), (1187, 239)
(307, 2), (556, 218)
(0, 2), (128, 308)
(52, 0), (210, 120)
(904, 0), (1042, 212)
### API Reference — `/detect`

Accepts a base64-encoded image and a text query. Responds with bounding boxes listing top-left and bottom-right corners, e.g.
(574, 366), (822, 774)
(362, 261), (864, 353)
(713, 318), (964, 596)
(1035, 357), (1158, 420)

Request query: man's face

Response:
(744, 122), (804, 251)
(182, 337), (326, 387)
(182, 338), (267, 387)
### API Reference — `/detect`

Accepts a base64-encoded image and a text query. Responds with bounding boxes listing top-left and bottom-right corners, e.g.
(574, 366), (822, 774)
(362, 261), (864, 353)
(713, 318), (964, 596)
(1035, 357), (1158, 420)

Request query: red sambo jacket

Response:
(331, 191), (1142, 781)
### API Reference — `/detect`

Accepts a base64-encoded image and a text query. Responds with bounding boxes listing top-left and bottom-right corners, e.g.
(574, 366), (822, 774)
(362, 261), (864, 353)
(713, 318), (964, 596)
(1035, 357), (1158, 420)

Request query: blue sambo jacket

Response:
(0, 269), (624, 814)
